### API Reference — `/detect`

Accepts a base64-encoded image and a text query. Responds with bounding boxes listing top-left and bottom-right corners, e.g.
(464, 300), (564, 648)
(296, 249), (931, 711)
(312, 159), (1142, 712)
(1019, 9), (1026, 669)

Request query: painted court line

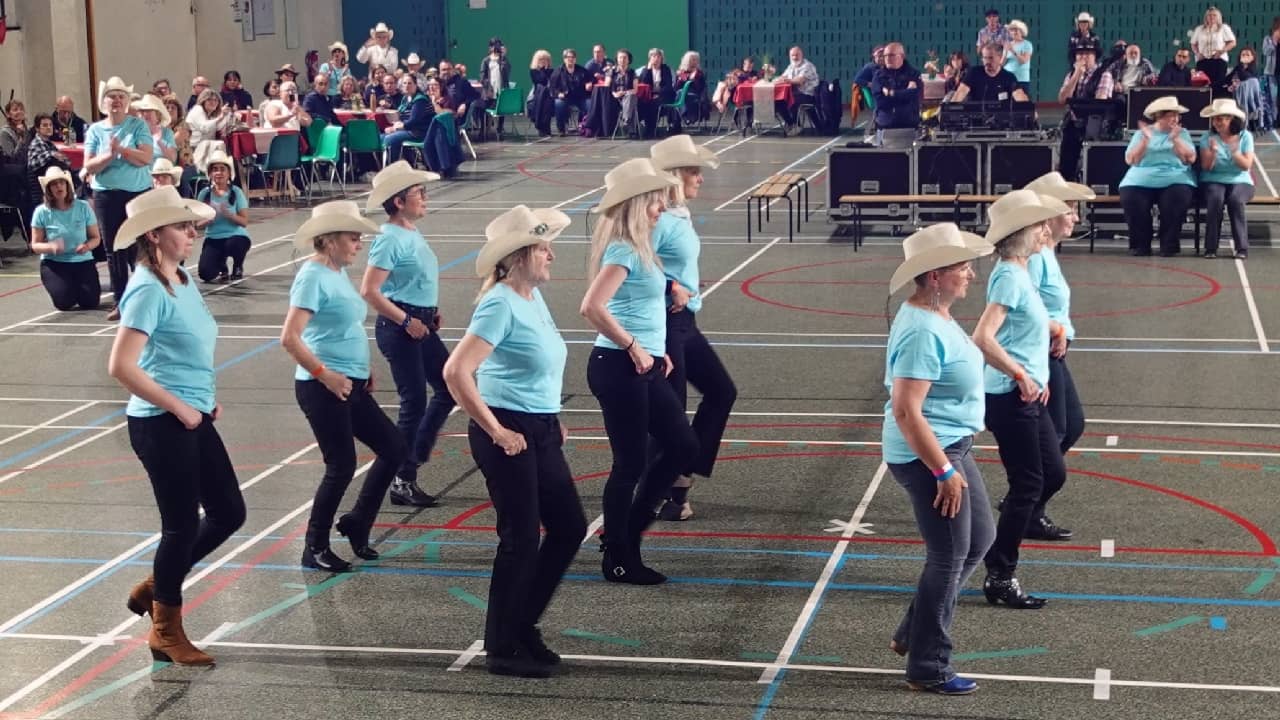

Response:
(1094, 668), (1112, 700)
(714, 134), (844, 210)
(0, 401), (98, 448)
(1235, 258), (1270, 353)
(447, 639), (485, 672)
(1101, 540), (1116, 558)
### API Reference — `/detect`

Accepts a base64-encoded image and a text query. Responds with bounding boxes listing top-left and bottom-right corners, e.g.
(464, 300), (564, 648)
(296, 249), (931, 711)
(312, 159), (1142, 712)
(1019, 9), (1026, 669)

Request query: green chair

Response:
(486, 87), (525, 141)
(659, 81), (693, 134)
(301, 124), (344, 200)
(305, 116), (328, 159)
(343, 119), (383, 175)
(251, 133), (302, 203)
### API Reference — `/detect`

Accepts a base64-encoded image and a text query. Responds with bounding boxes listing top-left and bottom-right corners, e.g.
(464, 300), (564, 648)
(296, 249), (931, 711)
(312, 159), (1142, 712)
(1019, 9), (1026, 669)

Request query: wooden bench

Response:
(746, 172), (811, 243)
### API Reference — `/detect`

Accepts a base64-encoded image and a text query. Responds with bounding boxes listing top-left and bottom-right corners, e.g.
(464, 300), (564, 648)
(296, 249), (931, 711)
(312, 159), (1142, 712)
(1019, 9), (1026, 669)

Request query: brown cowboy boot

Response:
(126, 575), (155, 617)
(148, 601), (215, 666)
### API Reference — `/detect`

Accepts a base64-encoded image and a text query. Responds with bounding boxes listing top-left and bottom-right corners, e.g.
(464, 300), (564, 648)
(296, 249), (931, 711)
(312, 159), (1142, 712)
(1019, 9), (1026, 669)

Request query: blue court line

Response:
(439, 249), (479, 272)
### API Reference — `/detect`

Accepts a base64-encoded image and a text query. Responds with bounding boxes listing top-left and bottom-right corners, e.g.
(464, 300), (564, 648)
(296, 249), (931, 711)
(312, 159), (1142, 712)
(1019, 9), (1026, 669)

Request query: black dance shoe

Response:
(389, 479), (440, 507)
(487, 647), (554, 678)
(1024, 515), (1074, 541)
(335, 514), (380, 560)
(982, 574), (1047, 609)
(301, 546), (353, 573)
(520, 627), (561, 665)
(600, 543), (667, 585)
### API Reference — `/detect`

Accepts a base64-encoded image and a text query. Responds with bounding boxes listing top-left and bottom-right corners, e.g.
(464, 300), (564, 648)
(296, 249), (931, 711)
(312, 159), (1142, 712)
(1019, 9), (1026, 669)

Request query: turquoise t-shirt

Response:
(1119, 128), (1197, 189)
(468, 284), (568, 414)
(289, 261), (371, 381)
(119, 267), (218, 418)
(1198, 130), (1255, 185)
(1003, 40), (1033, 82)
(366, 223), (439, 307)
(197, 186), (247, 240)
(983, 260), (1050, 394)
(32, 201), (97, 263)
(593, 241), (667, 356)
(152, 127), (176, 160)
(881, 303), (986, 464)
(653, 207), (702, 314)
(1027, 246), (1074, 341)
(84, 116), (153, 192)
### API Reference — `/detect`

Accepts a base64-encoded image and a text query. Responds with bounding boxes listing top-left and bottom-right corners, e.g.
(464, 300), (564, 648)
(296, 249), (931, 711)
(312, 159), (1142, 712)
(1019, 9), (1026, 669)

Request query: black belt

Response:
(391, 300), (439, 330)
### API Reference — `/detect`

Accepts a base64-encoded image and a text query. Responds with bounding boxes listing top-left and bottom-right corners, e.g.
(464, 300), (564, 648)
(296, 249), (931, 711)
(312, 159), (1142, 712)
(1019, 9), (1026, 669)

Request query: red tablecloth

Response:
(227, 128), (299, 162)
(733, 81), (794, 107)
(635, 83), (653, 103)
(335, 109), (397, 131)
(54, 143), (85, 171)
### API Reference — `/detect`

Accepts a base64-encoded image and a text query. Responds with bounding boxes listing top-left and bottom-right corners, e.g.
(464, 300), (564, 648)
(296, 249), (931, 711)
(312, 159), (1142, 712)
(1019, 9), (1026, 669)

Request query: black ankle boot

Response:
(982, 573), (1046, 609)
(520, 626), (561, 665)
(335, 514), (380, 560)
(600, 542), (666, 585)
(301, 546), (353, 573)
(1024, 515), (1073, 541)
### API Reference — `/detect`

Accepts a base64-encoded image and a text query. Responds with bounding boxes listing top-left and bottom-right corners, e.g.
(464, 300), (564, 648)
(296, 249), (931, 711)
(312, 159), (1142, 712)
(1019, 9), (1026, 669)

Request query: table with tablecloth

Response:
(54, 143), (85, 171)
(733, 80), (794, 107)
(334, 109), (398, 132)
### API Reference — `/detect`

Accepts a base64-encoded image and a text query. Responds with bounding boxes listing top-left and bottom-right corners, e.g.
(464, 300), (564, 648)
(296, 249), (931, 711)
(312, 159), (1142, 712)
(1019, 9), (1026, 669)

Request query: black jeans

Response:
(587, 348), (699, 549)
(665, 310), (737, 477)
(295, 378), (406, 549)
(469, 408), (587, 655)
(128, 412), (246, 605)
(197, 234), (251, 281)
(93, 188), (142, 305)
(982, 389), (1067, 575)
(374, 304), (456, 482)
(1044, 353), (1084, 517)
(40, 260), (101, 311)
(1058, 121), (1084, 182)
(1203, 182), (1254, 254)
(1120, 184), (1193, 255)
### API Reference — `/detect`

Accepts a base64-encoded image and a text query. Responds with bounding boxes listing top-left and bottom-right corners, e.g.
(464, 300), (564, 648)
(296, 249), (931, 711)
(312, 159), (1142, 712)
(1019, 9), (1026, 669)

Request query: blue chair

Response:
(251, 133), (302, 203)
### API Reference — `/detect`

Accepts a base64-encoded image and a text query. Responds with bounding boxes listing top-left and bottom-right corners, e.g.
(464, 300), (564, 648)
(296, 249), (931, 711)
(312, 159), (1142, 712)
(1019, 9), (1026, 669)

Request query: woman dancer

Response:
(29, 167), (102, 311)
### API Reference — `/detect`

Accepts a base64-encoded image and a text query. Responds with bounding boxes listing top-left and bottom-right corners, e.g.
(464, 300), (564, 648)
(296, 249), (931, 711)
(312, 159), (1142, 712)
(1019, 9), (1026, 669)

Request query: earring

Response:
(929, 286), (941, 312)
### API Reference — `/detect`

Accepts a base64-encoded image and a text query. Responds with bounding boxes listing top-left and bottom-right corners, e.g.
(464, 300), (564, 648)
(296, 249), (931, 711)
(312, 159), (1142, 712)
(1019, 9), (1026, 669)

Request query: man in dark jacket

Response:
(870, 43), (921, 145)
(440, 59), (481, 131)
(1158, 48), (1194, 86)
(549, 49), (592, 135)
(303, 74), (340, 127)
(51, 96), (89, 143)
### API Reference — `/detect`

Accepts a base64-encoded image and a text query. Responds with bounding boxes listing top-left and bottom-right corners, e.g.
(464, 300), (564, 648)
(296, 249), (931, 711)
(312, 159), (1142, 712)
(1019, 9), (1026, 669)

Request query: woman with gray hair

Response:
(972, 190), (1068, 609)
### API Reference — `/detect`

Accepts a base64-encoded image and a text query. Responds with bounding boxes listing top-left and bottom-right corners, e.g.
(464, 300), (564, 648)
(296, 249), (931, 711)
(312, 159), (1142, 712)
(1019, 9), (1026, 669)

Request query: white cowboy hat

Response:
(402, 53), (423, 68)
(294, 201), (381, 251)
(370, 22), (394, 40)
(114, 187), (216, 251)
(1144, 96), (1189, 118)
(150, 158), (184, 183)
(889, 223), (993, 294)
(130, 94), (171, 128)
(476, 205), (572, 278)
(1076, 12), (1094, 24)
(1024, 171), (1096, 202)
(366, 160), (441, 212)
(37, 166), (76, 193)
(1008, 19), (1029, 35)
(1200, 97), (1247, 121)
(97, 76), (135, 115)
(592, 158), (680, 214)
(985, 190), (1069, 245)
(329, 41), (349, 56)
(202, 148), (237, 181)
(650, 134), (721, 171)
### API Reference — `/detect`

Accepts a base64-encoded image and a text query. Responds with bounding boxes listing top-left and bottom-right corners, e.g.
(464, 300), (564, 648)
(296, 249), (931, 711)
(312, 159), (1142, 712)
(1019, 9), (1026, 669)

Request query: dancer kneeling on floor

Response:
(30, 167), (102, 311)
(195, 150), (250, 283)
(581, 158), (699, 585)
(107, 187), (244, 666)
(973, 190), (1069, 609)
(883, 223), (996, 696)
(443, 205), (587, 679)
(282, 201), (407, 573)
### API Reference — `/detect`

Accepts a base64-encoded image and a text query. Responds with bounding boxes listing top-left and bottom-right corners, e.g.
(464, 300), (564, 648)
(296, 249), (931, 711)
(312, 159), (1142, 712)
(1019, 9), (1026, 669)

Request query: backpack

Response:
(814, 79), (843, 135)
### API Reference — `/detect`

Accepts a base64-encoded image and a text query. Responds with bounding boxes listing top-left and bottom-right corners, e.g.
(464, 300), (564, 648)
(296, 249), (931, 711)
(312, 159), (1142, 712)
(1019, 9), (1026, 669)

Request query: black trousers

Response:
(128, 412), (246, 605)
(1120, 184), (1193, 254)
(1197, 58), (1230, 98)
(1044, 354), (1084, 518)
(1203, 182), (1254, 254)
(40, 260), (101, 311)
(93, 188), (142, 305)
(197, 234), (251, 281)
(295, 378), (406, 549)
(1058, 121), (1084, 182)
(586, 348), (698, 548)
(982, 389), (1067, 575)
(469, 408), (587, 655)
(664, 310), (737, 477)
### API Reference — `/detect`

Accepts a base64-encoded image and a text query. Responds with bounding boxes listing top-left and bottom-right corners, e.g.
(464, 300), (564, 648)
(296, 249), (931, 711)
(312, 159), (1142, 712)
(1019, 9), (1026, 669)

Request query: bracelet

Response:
(931, 462), (954, 479)
(1013, 370), (1025, 382)
(936, 466), (957, 483)
(401, 314), (412, 330)
(624, 336), (636, 351)
(310, 363), (327, 379)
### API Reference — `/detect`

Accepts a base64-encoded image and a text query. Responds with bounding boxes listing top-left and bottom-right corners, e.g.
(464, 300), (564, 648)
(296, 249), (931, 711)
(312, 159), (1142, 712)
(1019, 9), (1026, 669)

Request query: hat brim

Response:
(1144, 103), (1189, 118)
(889, 239), (991, 294)
(293, 214), (383, 250)
(652, 144), (721, 171)
(1029, 180), (1096, 202)
(150, 166), (184, 182)
(98, 86), (135, 116)
(591, 174), (681, 214)
(1200, 106), (1247, 121)
(366, 169), (443, 211)
(203, 156), (237, 181)
(370, 27), (394, 40)
(475, 209), (572, 278)
(984, 203), (1063, 245)
(115, 201), (216, 250)
(38, 171), (75, 192)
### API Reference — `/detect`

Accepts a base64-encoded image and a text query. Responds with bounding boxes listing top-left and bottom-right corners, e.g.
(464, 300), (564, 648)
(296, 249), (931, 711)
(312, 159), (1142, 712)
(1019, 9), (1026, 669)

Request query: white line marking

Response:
(1105, 435), (1119, 447)
(700, 237), (782, 299)
(447, 639), (485, 672)
(0, 402), (98, 448)
(713, 134), (843, 211)
(1100, 540), (1116, 558)
(1235, 258), (1270, 353)
(200, 622), (236, 645)
(1254, 148), (1279, 198)
(0, 424), (123, 485)
(0, 632), (128, 644)
(1094, 668), (1113, 700)
(759, 462), (887, 685)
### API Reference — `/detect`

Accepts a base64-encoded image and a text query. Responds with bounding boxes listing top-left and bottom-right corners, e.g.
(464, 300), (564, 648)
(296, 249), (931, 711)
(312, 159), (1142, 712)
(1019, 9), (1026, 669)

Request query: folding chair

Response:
(485, 87), (526, 141)
(343, 119), (384, 176)
(301, 124), (345, 199)
(658, 81), (693, 134)
(250, 133), (302, 203)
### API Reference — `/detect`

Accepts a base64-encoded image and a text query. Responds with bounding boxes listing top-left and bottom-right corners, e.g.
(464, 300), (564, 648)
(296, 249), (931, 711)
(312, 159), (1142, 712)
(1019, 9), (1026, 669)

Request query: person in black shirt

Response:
(871, 42), (922, 138)
(952, 42), (1029, 102)
(52, 96), (88, 143)
(584, 44), (615, 84)
(440, 59), (481, 131)
(549, 49), (591, 135)
(1158, 48), (1194, 86)
(528, 50), (555, 137)
(1067, 12), (1100, 66)
(303, 75), (341, 127)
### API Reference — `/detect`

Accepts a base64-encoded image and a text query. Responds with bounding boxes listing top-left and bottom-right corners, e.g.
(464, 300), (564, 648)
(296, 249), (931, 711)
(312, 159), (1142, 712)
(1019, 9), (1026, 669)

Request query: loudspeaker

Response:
(1082, 141), (1130, 194)
(914, 143), (981, 223)
(987, 143), (1058, 194)
(1126, 87), (1212, 131)
(827, 147), (913, 221)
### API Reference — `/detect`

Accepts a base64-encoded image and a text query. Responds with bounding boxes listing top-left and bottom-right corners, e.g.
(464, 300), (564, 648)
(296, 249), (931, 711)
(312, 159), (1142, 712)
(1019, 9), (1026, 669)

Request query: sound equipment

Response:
(1125, 86), (1212, 131)
(987, 143), (1058, 194)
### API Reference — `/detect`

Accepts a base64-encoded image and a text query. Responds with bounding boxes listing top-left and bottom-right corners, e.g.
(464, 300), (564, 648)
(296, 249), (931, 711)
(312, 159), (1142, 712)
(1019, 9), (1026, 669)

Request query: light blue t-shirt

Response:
(84, 116), (153, 192)
(468, 284), (568, 414)
(1027, 246), (1074, 341)
(593, 241), (667, 356)
(983, 260), (1050, 394)
(653, 207), (702, 314)
(366, 223), (439, 308)
(197, 186), (247, 240)
(1119, 128), (1197, 189)
(289, 261), (371, 381)
(32, 201), (97, 263)
(1198, 130), (1255, 186)
(881, 303), (986, 464)
(152, 127), (176, 160)
(1003, 40), (1034, 82)
(119, 267), (218, 418)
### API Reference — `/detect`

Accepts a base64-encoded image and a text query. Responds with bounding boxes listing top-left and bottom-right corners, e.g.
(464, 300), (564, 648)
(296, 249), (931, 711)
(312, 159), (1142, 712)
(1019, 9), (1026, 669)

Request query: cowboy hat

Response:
(1076, 11), (1094, 24)
(114, 187), (216, 250)
(149, 158), (184, 183)
(1144, 95), (1189, 118)
(329, 41), (348, 56)
(650, 134), (721, 171)
(402, 52), (424, 68)
(294, 201), (381, 251)
(202, 148), (237, 180)
(592, 158), (680, 214)
(369, 22), (394, 40)
(890, 223), (992, 294)
(365, 160), (441, 212)
(130, 94), (171, 128)
(1200, 97), (1247, 121)
(37, 166), (76, 193)
(275, 64), (299, 77)
(1024, 172), (1096, 202)
(476, 205), (572, 278)
(1008, 19), (1029, 35)
(984, 189), (1069, 245)
(97, 76), (135, 115)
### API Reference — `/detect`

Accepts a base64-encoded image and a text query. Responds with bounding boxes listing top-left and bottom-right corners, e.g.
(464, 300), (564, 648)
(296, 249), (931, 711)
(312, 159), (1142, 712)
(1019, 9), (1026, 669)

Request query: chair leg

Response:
(460, 130), (477, 160)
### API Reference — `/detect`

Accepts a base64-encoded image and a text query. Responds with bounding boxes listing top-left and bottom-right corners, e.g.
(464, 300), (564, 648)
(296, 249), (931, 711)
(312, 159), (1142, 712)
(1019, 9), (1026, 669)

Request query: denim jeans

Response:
(1046, 353), (1085, 456)
(374, 308), (456, 482)
(889, 437), (995, 684)
(554, 96), (591, 133)
(382, 130), (423, 163)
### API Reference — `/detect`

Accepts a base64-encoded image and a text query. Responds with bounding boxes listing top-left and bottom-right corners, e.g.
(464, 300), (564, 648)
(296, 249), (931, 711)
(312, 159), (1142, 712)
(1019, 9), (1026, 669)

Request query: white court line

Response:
(700, 237), (782, 299)
(1105, 435), (1119, 446)
(758, 462), (887, 685)
(447, 639), (485, 672)
(1100, 540), (1116, 558)
(0, 424), (124, 485)
(713, 134), (844, 211)
(0, 632), (130, 644)
(1094, 668), (1113, 700)
(1235, 258), (1270, 353)
(200, 622), (237, 645)
(0, 402), (98, 448)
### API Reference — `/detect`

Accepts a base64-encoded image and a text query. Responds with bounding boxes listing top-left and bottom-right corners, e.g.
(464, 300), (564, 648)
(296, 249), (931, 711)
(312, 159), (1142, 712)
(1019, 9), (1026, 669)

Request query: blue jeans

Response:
(889, 437), (995, 685)
(374, 308), (456, 481)
(554, 96), (591, 133)
(382, 130), (422, 163)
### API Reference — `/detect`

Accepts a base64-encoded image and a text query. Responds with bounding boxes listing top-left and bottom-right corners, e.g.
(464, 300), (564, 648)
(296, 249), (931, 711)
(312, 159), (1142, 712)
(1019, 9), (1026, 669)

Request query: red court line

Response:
(515, 142), (605, 189)
(1081, 431), (1280, 452)
(0, 282), (42, 300)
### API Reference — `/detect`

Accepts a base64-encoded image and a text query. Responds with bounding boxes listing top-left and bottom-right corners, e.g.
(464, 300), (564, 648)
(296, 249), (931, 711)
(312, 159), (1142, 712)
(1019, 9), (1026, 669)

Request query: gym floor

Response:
(0, 126), (1278, 719)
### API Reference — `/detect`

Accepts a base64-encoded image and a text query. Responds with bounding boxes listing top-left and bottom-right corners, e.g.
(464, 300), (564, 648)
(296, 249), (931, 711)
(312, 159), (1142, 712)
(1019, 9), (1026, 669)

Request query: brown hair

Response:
(477, 245), (533, 301)
(136, 224), (191, 296)
(41, 178), (73, 209)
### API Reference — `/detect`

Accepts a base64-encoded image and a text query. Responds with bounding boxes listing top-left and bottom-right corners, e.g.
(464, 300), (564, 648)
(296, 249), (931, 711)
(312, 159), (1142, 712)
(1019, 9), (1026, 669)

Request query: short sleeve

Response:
(31, 206), (50, 229)
(601, 242), (638, 273)
(890, 325), (943, 382)
(127, 118), (150, 148)
(987, 266), (1024, 310)
(1223, 25), (1236, 43)
(467, 293), (513, 347)
(79, 201), (97, 226)
(84, 125), (102, 156)
(196, 187), (210, 203)
(1242, 131), (1255, 154)
(366, 232), (401, 271)
(120, 281), (166, 336)
(231, 187), (248, 212)
(1026, 252), (1047, 287)
(289, 268), (324, 312)
(1124, 132), (1143, 155)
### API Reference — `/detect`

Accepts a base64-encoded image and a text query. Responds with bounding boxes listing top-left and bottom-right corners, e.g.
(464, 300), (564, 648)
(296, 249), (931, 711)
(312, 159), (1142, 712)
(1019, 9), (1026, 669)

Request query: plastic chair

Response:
(658, 81), (692, 133)
(486, 87), (525, 140)
(305, 117), (328, 160)
(251, 133), (302, 203)
(302, 124), (345, 199)
(344, 119), (384, 175)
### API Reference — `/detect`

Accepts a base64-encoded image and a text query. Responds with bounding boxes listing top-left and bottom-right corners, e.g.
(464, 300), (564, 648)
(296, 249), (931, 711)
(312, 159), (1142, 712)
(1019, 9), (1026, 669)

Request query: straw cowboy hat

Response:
(1144, 96), (1189, 118)
(592, 158), (680, 214)
(202, 148), (236, 180)
(97, 76), (135, 115)
(1024, 172), (1096, 202)
(275, 64), (300, 78)
(329, 41), (349, 56)
(130, 94), (171, 128)
(365, 160), (441, 212)
(294, 201), (381, 251)
(650, 134), (721, 171)
(1076, 12), (1094, 25)
(402, 53), (424, 69)
(114, 187), (216, 250)
(370, 22), (394, 41)
(1008, 19), (1029, 35)
(889, 223), (992, 294)
(476, 205), (572, 278)
(149, 158), (184, 183)
(1200, 98), (1247, 121)
(37, 166), (76, 193)
(984, 190), (1069, 245)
